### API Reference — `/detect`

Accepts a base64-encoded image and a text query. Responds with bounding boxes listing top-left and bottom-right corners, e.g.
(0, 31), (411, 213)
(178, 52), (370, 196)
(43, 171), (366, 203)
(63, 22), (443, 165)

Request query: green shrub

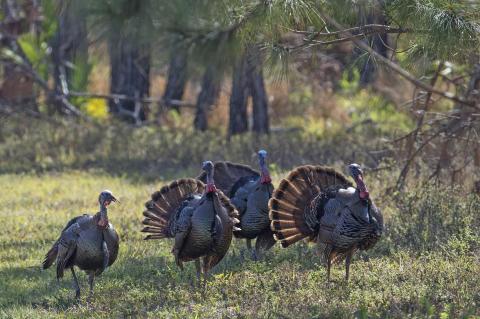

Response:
(386, 185), (480, 254)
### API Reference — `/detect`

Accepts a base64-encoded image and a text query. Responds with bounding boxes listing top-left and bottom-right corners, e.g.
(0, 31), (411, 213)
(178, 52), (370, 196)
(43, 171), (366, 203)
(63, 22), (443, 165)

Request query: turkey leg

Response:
(327, 256), (332, 282)
(88, 272), (95, 297)
(246, 239), (257, 261)
(71, 268), (81, 299)
(195, 258), (202, 287)
(345, 250), (353, 281)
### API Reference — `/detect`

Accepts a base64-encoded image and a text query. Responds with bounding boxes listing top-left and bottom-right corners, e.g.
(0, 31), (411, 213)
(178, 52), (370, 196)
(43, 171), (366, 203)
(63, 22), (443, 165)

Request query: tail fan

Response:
(269, 165), (352, 248)
(196, 161), (259, 197)
(142, 179), (205, 240)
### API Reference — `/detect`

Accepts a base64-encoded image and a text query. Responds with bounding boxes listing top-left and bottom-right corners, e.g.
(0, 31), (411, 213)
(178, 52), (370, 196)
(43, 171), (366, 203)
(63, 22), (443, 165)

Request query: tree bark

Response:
(194, 65), (219, 131)
(162, 50), (188, 113)
(247, 49), (269, 134)
(109, 38), (150, 124)
(356, 0), (388, 85)
(228, 55), (249, 137)
(229, 48), (269, 136)
(50, 0), (88, 114)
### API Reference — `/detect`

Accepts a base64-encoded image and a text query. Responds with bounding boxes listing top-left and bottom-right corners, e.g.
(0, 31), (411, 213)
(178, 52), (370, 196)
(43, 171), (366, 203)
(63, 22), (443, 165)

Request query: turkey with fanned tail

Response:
(269, 164), (383, 281)
(142, 161), (240, 283)
(197, 150), (275, 260)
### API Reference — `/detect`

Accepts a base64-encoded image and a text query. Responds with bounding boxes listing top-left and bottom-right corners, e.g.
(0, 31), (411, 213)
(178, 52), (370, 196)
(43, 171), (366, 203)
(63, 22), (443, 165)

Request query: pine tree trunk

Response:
(247, 49), (269, 134)
(109, 39), (150, 124)
(194, 66), (219, 131)
(357, 0), (388, 85)
(228, 55), (249, 137)
(50, 1), (88, 114)
(162, 50), (187, 113)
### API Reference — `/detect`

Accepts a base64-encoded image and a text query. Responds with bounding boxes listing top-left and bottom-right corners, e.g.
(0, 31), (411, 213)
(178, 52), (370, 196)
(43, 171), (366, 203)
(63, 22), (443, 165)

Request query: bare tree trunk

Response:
(247, 49), (269, 134)
(109, 38), (150, 124)
(50, 0), (88, 114)
(229, 48), (269, 136)
(162, 49), (187, 113)
(194, 65), (219, 131)
(228, 55), (249, 137)
(356, 0), (388, 85)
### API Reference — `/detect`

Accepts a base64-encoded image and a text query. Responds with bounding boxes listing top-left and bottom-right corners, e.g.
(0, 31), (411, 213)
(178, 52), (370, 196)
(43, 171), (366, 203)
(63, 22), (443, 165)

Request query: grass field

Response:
(0, 171), (479, 318)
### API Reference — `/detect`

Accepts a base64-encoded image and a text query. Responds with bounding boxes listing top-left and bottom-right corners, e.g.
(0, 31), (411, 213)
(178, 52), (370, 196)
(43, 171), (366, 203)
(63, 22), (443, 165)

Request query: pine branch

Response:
(272, 24), (411, 54)
(320, 13), (478, 110)
(168, 2), (266, 47)
(293, 24), (411, 38)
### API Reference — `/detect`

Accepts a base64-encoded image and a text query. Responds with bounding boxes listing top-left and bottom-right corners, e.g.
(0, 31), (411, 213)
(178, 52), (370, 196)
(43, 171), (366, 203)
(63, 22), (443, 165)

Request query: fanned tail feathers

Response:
(196, 161), (259, 196)
(269, 165), (352, 248)
(142, 179), (205, 240)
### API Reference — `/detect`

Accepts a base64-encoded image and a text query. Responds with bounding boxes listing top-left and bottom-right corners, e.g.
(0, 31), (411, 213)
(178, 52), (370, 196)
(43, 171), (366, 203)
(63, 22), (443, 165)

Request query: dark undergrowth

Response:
(0, 115), (389, 182)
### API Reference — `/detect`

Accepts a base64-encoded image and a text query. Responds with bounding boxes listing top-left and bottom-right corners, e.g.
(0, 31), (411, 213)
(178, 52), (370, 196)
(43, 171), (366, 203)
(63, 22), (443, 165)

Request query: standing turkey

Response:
(42, 190), (119, 298)
(269, 164), (382, 280)
(142, 161), (239, 282)
(197, 150), (275, 260)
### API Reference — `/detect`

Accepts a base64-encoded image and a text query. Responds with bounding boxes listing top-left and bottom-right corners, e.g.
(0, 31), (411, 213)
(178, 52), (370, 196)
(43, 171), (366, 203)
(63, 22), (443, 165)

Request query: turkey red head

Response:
(98, 190), (118, 207)
(98, 190), (118, 228)
(258, 150), (272, 184)
(202, 161), (217, 193)
(348, 163), (369, 200)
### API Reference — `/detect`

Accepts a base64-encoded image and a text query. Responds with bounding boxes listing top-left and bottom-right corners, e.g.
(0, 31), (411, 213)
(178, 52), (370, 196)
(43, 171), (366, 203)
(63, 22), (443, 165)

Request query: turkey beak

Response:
(111, 196), (119, 204)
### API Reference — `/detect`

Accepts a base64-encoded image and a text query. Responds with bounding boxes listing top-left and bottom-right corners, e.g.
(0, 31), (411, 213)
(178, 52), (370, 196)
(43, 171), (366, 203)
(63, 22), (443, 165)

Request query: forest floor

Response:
(0, 171), (479, 318)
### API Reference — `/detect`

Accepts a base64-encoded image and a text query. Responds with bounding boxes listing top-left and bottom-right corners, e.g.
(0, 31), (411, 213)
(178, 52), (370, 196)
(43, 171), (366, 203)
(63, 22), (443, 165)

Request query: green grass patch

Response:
(0, 172), (479, 318)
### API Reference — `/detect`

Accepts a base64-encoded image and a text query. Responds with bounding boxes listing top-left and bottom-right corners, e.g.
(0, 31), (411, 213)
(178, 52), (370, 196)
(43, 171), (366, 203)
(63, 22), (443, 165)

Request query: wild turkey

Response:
(269, 164), (383, 280)
(142, 161), (240, 282)
(42, 190), (119, 298)
(197, 150), (275, 260)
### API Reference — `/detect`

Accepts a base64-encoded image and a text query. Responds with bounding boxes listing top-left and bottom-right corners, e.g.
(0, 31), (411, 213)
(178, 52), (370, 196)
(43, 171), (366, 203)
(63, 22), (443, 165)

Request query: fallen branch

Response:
(1, 33), (88, 118)
(66, 91), (195, 108)
(1, 30), (196, 122)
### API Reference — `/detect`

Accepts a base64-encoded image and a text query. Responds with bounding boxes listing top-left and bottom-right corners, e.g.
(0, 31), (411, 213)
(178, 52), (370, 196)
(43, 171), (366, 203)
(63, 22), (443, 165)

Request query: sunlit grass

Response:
(0, 172), (478, 318)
